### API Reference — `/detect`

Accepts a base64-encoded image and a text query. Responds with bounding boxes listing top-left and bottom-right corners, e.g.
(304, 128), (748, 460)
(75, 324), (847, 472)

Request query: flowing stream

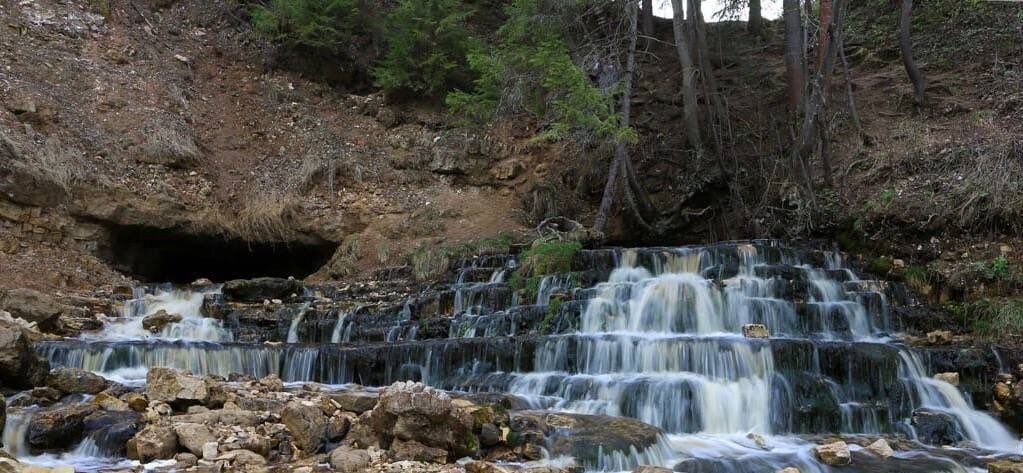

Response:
(24, 241), (1022, 471)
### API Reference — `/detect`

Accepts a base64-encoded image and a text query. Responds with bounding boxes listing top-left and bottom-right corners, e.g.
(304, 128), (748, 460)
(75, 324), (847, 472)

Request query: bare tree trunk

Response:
(783, 0), (805, 112)
(748, 0), (763, 36)
(594, 0), (641, 234)
(642, 0), (655, 38)
(671, 0), (702, 149)
(818, 0), (833, 68)
(898, 0), (927, 106)
(836, 27), (863, 137)
(795, 0), (845, 189)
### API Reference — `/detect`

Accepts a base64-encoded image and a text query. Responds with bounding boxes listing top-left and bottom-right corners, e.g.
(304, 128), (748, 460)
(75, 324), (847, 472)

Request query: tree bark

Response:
(898, 0), (927, 106)
(670, 0), (702, 149)
(594, 0), (641, 234)
(783, 0), (805, 112)
(642, 0), (655, 38)
(796, 0), (845, 189)
(748, 0), (763, 36)
(818, 0), (833, 68)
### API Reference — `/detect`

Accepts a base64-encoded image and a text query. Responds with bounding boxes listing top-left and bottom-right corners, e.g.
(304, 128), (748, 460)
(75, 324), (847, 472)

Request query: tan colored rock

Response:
(814, 441), (851, 466)
(742, 324), (770, 339)
(91, 392), (129, 411)
(926, 330), (952, 344)
(746, 432), (767, 449)
(125, 393), (149, 412)
(147, 368), (208, 405)
(866, 438), (894, 458)
(282, 401), (327, 453)
(989, 460), (1023, 473)
(215, 449), (266, 466)
(130, 425), (178, 462)
(466, 462), (512, 473)
(632, 466), (672, 473)
(389, 438), (448, 463)
(775, 469), (800, 473)
(934, 372), (960, 386)
(328, 445), (371, 473)
(173, 422), (216, 457)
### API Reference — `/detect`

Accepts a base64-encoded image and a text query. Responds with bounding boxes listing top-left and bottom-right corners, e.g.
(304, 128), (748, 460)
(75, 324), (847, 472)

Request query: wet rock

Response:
(368, 381), (476, 460)
(328, 445), (371, 473)
(222, 278), (303, 303)
(511, 411), (663, 468)
(125, 393), (149, 412)
(934, 372), (960, 386)
(866, 438), (894, 458)
(775, 469), (800, 473)
(741, 324), (769, 339)
(147, 368), (208, 407)
(632, 467), (672, 473)
(326, 415), (351, 441)
(46, 367), (109, 395)
(479, 423), (501, 447)
(0, 320), (50, 389)
(326, 390), (379, 414)
(175, 452), (199, 468)
(27, 404), (96, 449)
(389, 438), (448, 463)
(911, 409), (963, 446)
(129, 425), (178, 462)
(989, 460), (1023, 473)
(814, 440), (851, 466)
(142, 310), (182, 333)
(282, 400), (327, 453)
(82, 410), (142, 455)
(173, 422), (216, 457)
(91, 392), (129, 411)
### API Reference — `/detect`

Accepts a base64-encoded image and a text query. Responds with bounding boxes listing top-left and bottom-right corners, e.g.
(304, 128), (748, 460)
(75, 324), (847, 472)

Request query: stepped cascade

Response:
(12, 241), (1021, 471)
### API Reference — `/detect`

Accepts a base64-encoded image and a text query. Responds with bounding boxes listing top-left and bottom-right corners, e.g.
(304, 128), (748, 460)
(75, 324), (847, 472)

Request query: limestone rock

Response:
(141, 310), (182, 333)
(368, 381), (476, 459)
(934, 372), (960, 386)
(466, 462), (512, 473)
(125, 393), (149, 412)
(27, 404), (96, 449)
(632, 467), (672, 473)
(202, 441), (219, 460)
(866, 438), (894, 458)
(130, 425), (178, 462)
(46, 367), (109, 395)
(989, 460), (1023, 473)
(926, 330), (952, 344)
(0, 288), (68, 328)
(91, 392), (129, 411)
(814, 441), (851, 466)
(328, 445), (371, 473)
(389, 438), (448, 463)
(0, 320), (50, 389)
(282, 401), (327, 453)
(742, 324), (770, 339)
(82, 410), (142, 456)
(146, 368), (208, 406)
(510, 411), (663, 467)
(912, 409), (963, 446)
(215, 449), (267, 466)
(327, 390), (379, 414)
(173, 422), (216, 457)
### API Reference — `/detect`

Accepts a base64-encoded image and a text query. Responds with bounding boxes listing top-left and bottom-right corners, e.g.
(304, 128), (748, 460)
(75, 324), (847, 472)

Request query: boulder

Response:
(125, 393), (149, 412)
(0, 320), (49, 389)
(141, 310), (182, 333)
(82, 410), (142, 455)
(989, 460), (1023, 473)
(510, 411), (663, 468)
(934, 372), (960, 386)
(328, 445), (371, 473)
(173, 422), (216, 457)
(215, 449), (267, 467)
(632, 467), (672, 473)
(129, 425), (178, 462)
(926, 330), (953, 344)
(368, 381), (476, 459)
(222, 278), (303, 303)
(911, 409), (963, 446)
(27, 404), (96, 449)
(146, 368), (208, 406)
(389, 438), (448, 463)
(866, 438), (894, 458)
(46, 368), (108, 395)
(0, 397), (5, 448)
(814, 441), (851, 466)
(202, 441), (218, 460)
(467, 462), (512, 473)
(91, 392), (129, 411)
(281, 401), (327, 453)
(741, 324), (770, 339)
(0, 288), (68, 328)
(326, 390), (379, 414)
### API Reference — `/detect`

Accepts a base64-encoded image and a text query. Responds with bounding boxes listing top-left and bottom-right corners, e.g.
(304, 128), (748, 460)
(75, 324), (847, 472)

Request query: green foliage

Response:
(373, 0), (476, 96)
(251, 0), (360, 56)
(88, 0), (110, 16)
(880, 189), (897, 205)
(540, 298), (563, 334)
(950, 298), (1023, 340)
(980, 255), (1011, 281)
(410, 245), (451, 281)
(446, 0), (632, 143)
(520, 241), (582, 276)
(508, 273), (543, 302)
(865, 256), (893, 276)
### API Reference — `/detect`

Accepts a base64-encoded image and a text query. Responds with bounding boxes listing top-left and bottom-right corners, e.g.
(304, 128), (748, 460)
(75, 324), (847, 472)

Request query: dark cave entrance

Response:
(98, 224), (338, 283)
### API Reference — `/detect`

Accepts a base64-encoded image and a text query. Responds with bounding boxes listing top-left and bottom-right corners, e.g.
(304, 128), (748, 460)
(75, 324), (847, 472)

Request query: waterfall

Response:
(86, 286), (231, 342)
(330, 310), (350, 343)
(3, 411), (31, 458)
(287, 302), (312, 343)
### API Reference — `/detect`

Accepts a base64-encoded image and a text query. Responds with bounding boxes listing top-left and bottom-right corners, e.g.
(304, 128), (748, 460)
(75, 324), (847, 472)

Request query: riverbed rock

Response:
(926, 330), (952, 344)
(0, 288), (68, 328)
(631, 467), (672, 473)
(866, 438), (894, 458)
(173, 422), (216, 457)
(741, 324), (769, 339)
(141, 310), (182, 333)
(775, 469), (800, 473)
(989, 460), (1023, 473)
(0, 397), (5, 448)
(814, 441), (851, 466)
(82, 410), (142, 455)
(328, 445), (372, 473)
(129, 425), (178, 462)
(146, 368), (208, 407)
(934, 372), (960, 386)
(510, 411), (663, 467)
(0, 320), (49, 389)
(368, 381), (476, 459)
(222, 278), (303, 303)
(282, 400), (327, 453)
(216, 449), (267, 467)
(27, 404), (96, 449)
(46, 367), (108, 395)
(326, 390), (379, 414)
(911, 409), (963, 446)
(389, 438), (448, 463)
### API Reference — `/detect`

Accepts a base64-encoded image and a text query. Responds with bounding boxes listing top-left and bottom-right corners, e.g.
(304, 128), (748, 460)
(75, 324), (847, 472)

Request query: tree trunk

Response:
(795, 0), (845, 189)
(642, 0), (654, 38)
(594, 0), (641, 234)
(670, 0), (702, 149)
(783, 0), (805, 112)
(818, 0), (833, 68)
(898, 0), (927, 106)
(748, 0), (763, 36)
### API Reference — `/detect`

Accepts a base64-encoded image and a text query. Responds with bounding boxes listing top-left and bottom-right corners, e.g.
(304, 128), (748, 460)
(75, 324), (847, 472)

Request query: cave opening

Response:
(98, 224), (338, 283)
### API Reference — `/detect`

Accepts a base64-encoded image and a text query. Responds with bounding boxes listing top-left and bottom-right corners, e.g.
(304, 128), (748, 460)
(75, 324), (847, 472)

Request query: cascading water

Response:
(36, 241), (1019, 472)
(88, 286), (231, 343)
(287, 302), (312, 343)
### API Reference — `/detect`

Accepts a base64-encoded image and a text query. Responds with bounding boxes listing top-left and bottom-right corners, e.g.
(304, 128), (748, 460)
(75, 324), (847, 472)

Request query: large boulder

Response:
(141, 310), (181, 333)
(326, 390), (379, 414)
(173, 422), (216, 457)
(222, 278), (303, 303)
(0, 288), (68, 328)
(27, 404), (96, 450)
(911, 409), (964, 446)
(0, 320), (49, 389)
(989, 460), (1023, 473)
(328, 445), (371, 473)
(389, 438), (448, 463)
(129, 425), (178, 462)
(146, 368), (208, 407)
(46, 368), (109, 395)
(281, 401), (327, 454)
(510, 411), (663, 468)
(82, 410), (142, 456)
(367, 381), (477, 459)
(814, 441), (852, 466)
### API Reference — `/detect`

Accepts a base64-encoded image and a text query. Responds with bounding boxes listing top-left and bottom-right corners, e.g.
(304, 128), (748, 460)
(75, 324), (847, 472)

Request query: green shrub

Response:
(520, 240), (582, 276)
(982, 255), (1011, 280)
(250, 0), (361, 56)
(373, 0), (476, 97)
(954, 298), (1023, 339)
(446, 0), (632, 143)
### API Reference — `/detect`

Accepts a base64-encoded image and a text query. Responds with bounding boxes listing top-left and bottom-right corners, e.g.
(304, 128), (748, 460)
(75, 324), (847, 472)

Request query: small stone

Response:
(742, 324), (769, 339)
(926, 330), (952, 344)
(935, 372), (960, 386)
(174, 54), (190, 63)
(892, 259), (906, 269)
(746, 432), (767, 449)
(814, 440), (851, 466)
(776, 469), (800, 473)
(866, 438), (895, 458)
